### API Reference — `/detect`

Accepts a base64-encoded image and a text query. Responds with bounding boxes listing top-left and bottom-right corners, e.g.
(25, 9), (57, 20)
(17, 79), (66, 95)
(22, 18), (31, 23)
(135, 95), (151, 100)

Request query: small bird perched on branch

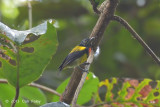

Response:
(58, 37), (94, 72)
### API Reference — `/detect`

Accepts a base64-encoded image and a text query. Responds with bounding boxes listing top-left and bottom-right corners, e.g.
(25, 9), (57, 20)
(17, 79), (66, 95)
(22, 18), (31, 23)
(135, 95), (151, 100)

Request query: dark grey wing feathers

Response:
(58, 49), (87, 72)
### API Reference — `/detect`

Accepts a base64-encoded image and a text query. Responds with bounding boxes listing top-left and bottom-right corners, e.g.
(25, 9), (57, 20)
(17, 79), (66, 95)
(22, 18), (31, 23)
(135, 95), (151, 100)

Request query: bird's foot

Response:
(78, 66), (89, 73)
(81, 62), (90, 66)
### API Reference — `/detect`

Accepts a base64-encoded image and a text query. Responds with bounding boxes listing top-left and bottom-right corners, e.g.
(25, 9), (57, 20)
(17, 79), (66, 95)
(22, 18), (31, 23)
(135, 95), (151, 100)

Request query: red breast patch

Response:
(89, 48), (91, 55)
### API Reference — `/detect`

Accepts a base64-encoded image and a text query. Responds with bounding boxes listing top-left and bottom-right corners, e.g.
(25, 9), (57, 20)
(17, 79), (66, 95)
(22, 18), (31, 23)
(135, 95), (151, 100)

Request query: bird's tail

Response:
(58, 64), (63, 72)
(57, 66), (63, 76)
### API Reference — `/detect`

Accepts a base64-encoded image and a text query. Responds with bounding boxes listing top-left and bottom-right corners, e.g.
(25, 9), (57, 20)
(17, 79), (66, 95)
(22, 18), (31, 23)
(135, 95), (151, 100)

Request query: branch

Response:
(89, 0), (100, 14)
(0, 79), (8, 83)
(71, 72), (88, 106)
(27, 0), (32, 29)
(60, 68), (83, 104)
(112, 15), (160, 65)
(61, 0), (119, 105)
(29, 83), (61, 97)
(0, 79), (61, 97)
(98, 0), (109, 13)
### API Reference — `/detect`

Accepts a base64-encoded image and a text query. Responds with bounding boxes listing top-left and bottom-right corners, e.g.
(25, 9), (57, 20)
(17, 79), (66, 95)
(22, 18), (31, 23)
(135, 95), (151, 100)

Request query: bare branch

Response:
(0, 79), (8, 83)
(29, 83), (61, 97)
(27, 0), (32, 29)
(89, 0), (100, 14)
(71, 72), (88, 107)
(0, 79), (61, 97)
(112, 15), (160, 65)
(60, 68), (83, 104)
(98, 0), (109, 13)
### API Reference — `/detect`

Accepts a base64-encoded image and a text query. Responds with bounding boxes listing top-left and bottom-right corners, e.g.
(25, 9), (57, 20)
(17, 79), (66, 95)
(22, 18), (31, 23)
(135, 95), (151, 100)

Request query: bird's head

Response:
(79, 37), (95, 47)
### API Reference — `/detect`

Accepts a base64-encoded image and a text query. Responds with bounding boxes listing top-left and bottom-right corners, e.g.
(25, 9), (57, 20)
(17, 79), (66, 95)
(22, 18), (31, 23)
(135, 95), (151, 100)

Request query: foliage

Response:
(0, 84), (46, 107)
(0, 21), (58, 87)
(50, 77), (160, 107)
(0, 20), (58, 107)
(97, 78), (160, 107)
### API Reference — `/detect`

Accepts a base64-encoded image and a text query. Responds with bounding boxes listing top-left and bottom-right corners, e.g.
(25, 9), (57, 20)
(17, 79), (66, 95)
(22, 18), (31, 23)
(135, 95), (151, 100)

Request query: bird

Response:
(58, 37), (94, 72)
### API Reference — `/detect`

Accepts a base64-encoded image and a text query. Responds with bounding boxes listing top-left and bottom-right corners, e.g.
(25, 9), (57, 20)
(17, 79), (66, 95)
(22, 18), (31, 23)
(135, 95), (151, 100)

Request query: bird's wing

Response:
(58, 48), (87, 72)
(69, 46), (86, 54)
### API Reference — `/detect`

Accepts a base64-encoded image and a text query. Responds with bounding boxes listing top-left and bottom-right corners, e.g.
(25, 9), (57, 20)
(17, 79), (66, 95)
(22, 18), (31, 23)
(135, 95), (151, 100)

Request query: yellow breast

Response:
(79, 53), (88, 64)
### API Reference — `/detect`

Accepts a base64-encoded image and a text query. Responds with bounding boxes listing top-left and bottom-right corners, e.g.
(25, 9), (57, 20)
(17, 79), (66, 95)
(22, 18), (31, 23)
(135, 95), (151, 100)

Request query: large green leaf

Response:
(0, 84), (46, 107)
(0, 84), (27, 107)
(0, 21), (58, 87)
(53, 72), (99, 105)
(20, 86), (46, 106)
(97, 78), (160, 106)
(0, 21), (54, 43)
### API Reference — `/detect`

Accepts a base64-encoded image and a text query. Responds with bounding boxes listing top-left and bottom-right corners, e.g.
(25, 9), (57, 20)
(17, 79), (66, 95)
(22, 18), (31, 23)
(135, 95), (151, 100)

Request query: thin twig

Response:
(0, 79), (8, 83)
(11, 47), (20, 107)
(89, 0), (100, 14)
(71, 72), (88, 107)
(27, 0), (32, 29)
(71, 51), (94, 107)
(29, 83), (61, 97)
(0, 79), (61, 97)
(112, 15), (160, 65)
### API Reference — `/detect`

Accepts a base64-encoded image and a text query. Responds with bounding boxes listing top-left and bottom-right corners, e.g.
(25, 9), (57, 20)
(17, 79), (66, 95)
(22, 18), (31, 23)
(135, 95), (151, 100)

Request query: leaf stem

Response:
(11, 46), (20, 107)
(9, 42), (17, 53)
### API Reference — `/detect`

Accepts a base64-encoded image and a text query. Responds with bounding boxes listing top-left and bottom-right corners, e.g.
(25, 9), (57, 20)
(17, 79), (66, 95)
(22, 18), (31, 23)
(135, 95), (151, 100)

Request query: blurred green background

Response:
(0, 0), (160, 91)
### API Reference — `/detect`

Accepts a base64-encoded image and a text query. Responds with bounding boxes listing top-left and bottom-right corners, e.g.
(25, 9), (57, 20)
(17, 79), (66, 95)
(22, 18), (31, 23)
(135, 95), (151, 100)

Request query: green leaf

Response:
(0, 20), (57, 43)
(77, 72), (99, 105)
(0, 84), (47, 107)
(20, 86), (46, 105)
(97, 78), (160, 106)
(0, 84), (28, 107)
(53, 72), (99, 105)
(0, 21), (58, 87)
